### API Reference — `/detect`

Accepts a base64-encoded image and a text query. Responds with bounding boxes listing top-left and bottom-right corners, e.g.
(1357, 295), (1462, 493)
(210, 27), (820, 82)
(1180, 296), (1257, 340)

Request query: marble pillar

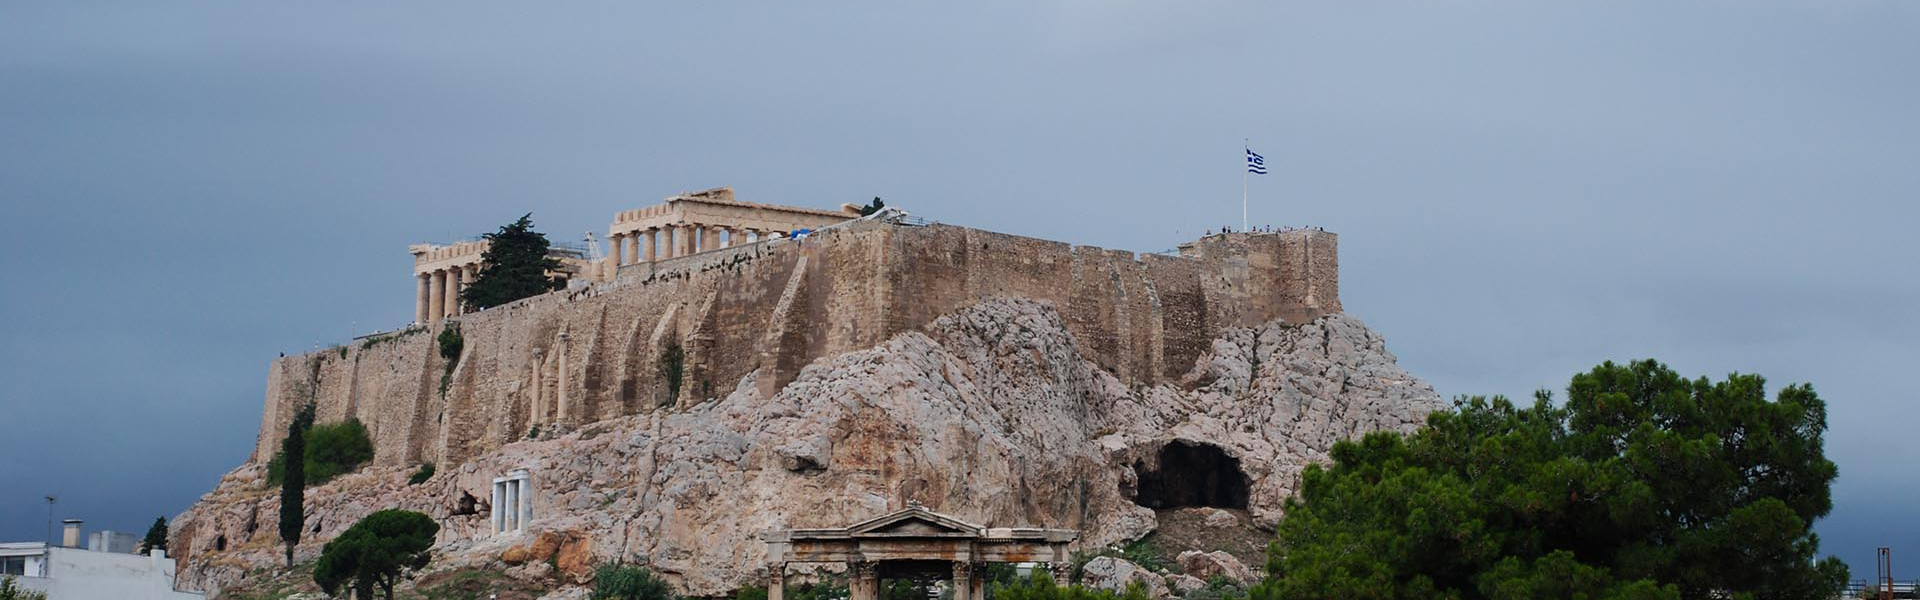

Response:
(850, 561), (878, 600)
(611, 233), (625, 266)
(704, 225), (723, 251)
(642, 229), (656, 262)
(625, 233), (639, 265)
(516, 477), (532, 528)
(445, 268), (462, 317)
(416, 274), (431, 324)
(952, 562), (973, 600)
(768, 566), (785, 600)
(428, 270), (446, 324)
(490, 482), (504, 532)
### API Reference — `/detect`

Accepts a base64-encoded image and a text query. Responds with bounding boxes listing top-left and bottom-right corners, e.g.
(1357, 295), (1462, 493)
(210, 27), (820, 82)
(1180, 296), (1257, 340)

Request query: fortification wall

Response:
(252, 223), (1340, 468)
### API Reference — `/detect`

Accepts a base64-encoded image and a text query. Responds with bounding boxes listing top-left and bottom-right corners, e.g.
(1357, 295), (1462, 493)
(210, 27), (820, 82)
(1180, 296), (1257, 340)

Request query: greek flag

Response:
(1246, 148), (1268, 175)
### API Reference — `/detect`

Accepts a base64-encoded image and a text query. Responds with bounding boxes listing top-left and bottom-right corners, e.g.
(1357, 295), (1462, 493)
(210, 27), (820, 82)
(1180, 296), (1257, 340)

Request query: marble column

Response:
(642, 229), (656, 262)
(490, 482), (504, 532)
(850, 561), (878, 600)
(445, 268), (462, 317)
(517, 477), (533, 528)
(504, 482), (518, 531)
(704, 225), (724, 251)
(611, 233), (625, 266)
(625, 233), (639, 265)
(415, 274), (431, 324)
(428, 270), (446, 325)
(768, 566), (785, 600)
(677, 224), (696, 256)
(951, 562), (973, 600)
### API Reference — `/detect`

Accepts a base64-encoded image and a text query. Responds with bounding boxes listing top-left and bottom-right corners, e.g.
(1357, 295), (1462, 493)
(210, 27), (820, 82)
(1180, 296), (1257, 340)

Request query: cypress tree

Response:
(461, 213), (564, 310)
(138, 517), (168, 555)
(279, 402), (315, 567)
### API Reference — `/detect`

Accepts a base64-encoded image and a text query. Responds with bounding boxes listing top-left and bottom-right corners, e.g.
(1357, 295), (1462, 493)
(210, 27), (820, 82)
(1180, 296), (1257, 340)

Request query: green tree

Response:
(279, 402), (316, 567)
(461, 213), (564, 310)
(592, 563), (677, 600)
(1258, 359), (1848, 600)
(313, 509), (439, 600)
(267, 418), (374, 486)
(139, 516), (168, 555)
(0, 576), (48, 600)
(857, 197), (886, 216)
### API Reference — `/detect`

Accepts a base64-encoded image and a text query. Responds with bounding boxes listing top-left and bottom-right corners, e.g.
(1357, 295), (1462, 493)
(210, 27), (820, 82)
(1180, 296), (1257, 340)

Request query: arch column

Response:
(428, 270), (446, 324)
(767, 565), (785, 600)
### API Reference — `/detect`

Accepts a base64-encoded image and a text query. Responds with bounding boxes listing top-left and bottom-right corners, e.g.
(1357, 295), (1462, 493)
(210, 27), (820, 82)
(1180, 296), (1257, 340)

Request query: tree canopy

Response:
(313, 509), (439, 600)
(461, 213), (564, 310)
(857, 197), (886, 216)
(267, 417), (373, 486)
(1256, 359), (1846, 600)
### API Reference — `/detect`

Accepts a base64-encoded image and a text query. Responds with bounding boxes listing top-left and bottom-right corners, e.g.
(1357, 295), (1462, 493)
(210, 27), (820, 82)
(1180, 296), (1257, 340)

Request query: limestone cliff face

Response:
(173, 298), (1438, 598)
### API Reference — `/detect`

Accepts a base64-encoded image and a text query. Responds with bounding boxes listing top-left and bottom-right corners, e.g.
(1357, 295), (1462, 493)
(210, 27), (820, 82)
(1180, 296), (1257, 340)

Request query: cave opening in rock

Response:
(1132, 441), (1250, 510)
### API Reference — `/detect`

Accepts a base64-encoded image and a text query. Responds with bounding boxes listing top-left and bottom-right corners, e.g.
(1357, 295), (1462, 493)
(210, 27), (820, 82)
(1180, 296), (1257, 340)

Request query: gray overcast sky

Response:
(1, 0), (1914, 578)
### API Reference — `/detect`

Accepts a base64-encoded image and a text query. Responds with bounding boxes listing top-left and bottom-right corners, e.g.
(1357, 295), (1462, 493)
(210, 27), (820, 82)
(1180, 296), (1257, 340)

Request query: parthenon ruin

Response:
(410, 187), (858, 324)
(605, 187), (855, 267)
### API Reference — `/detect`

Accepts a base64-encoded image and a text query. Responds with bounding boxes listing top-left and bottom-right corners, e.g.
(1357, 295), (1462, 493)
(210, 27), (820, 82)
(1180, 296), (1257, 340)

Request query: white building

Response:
(0, 521), (204, 600)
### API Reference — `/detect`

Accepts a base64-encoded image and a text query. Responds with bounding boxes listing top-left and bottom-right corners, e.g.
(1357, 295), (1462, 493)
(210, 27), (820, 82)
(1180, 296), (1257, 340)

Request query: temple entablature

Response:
(604, 187), (859, 268)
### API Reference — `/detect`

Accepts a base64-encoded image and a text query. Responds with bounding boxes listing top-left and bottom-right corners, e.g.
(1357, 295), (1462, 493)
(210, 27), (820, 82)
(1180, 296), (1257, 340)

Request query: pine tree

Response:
(461, 214), (564, 310)
(313, 510), (439, 600)
(138, 517), (167, 555)
(279, 402), (315, 567)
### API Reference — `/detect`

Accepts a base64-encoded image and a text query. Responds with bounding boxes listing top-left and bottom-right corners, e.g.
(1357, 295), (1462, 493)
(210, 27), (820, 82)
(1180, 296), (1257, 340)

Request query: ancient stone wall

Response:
(253, 223), (1341, 468)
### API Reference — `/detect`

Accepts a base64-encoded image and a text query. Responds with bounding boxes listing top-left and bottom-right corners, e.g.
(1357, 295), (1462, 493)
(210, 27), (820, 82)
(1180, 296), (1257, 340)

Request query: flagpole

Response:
(1242, 140), (1250, 233)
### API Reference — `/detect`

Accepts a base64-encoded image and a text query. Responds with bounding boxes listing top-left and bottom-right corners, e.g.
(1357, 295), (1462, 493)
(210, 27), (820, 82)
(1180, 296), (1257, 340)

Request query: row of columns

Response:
(415, 263), (480, 325)
(491, 471), (532, 534)
(608, 223), (793, 267)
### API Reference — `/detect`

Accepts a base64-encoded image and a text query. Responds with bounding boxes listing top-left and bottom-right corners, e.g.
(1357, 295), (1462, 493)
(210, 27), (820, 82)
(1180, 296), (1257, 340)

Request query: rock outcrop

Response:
(172, 298), (1440, 598)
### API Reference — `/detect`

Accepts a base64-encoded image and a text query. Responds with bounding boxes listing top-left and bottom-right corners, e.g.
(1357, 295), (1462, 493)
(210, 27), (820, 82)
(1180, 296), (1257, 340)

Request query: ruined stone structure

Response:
(409, 241), (595, 325)
(605, 187), (856, 267)
(412, 187), (857, 326)
(280, 216), (1340, 470)
(764, 504), (1077, 600)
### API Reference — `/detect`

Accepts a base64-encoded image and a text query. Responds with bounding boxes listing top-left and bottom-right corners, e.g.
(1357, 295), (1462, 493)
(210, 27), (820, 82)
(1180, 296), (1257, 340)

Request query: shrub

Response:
(988, 571), (1134, 600)
(407, 463), (435, 485)
(267, 418), (374, 485)
(438, 325), (463, 361)
(735, 585), (769, 600)
(657, 343), (685, 401)
(1, 575), (48, 600)
(592, 564), (677, 600)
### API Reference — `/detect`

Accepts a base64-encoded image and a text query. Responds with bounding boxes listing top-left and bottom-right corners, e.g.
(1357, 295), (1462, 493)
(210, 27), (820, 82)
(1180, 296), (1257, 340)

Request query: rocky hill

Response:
(172, 298), (1440, 598)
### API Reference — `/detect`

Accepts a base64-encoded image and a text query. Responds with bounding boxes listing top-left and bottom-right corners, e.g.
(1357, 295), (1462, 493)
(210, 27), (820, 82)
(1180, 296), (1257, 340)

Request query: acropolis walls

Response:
(253, 222), (1340, 469)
